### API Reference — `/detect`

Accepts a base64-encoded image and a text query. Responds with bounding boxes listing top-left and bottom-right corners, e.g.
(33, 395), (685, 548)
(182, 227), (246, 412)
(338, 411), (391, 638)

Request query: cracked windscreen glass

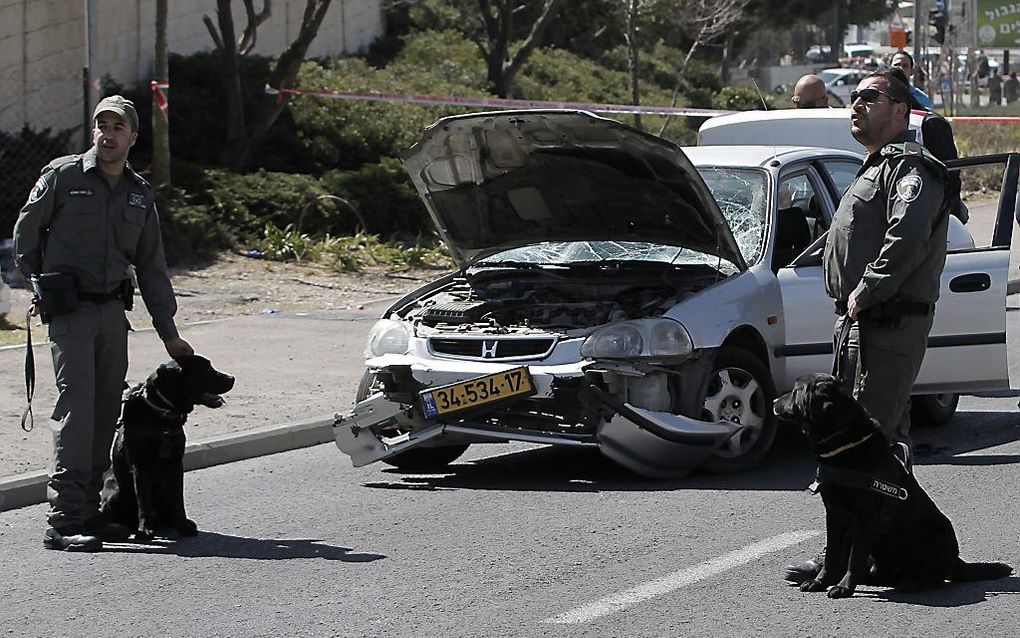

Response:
(696, 168), (768, 265)
(476, 168), (766, 270)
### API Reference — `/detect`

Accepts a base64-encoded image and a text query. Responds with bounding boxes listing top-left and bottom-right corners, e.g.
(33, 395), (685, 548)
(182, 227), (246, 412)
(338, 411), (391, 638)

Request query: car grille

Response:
(428, 336), (557, 360)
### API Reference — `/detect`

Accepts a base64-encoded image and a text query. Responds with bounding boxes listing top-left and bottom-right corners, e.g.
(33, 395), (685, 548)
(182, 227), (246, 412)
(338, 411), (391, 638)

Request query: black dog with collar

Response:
(774, 373), (1012, 598)
(101, 355), (234, 541)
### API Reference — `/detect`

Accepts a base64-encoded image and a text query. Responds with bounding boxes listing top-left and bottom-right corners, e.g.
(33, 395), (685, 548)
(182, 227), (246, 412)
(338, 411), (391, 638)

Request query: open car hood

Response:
(401, 110), (746, 270)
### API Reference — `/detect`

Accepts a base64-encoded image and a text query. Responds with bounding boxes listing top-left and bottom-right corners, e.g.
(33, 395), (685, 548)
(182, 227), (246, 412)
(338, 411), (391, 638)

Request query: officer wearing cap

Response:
(14, 95), (194, 551)
(784, 69), (949, 586)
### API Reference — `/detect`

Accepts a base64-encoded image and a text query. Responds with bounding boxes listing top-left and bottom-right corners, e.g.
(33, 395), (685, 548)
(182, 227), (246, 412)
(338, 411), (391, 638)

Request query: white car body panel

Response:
(698, 109), (927, 156)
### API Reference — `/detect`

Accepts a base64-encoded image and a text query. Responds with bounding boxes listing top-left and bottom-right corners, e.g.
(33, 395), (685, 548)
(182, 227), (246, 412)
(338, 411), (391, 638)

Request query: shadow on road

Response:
(103, 531), (386, 562)
(913, 410), (1020, 467)
(868, 575), (1020, 607)
(363, 430), (818, 493)
(363, 407), (1020, 492)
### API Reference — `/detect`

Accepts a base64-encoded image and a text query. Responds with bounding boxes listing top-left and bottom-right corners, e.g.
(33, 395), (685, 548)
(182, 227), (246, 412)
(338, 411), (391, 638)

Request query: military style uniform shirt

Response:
(824, 130), (949, 311)
(13, 146), (180, 341)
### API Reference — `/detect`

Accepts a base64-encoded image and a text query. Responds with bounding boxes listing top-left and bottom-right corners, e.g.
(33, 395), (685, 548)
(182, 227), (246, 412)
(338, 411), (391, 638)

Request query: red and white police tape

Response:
(264, 85), (1020, 123)
(263, 85), (735, 118)
(150, 80), (169, 118)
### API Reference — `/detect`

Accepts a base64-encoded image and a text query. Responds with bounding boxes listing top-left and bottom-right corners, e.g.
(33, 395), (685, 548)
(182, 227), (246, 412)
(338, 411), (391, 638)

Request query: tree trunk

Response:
(228, 0), (332, 171)
(625, 0), (642, 130)
(214, 0), (247, 167)
(827, 4), (844, 65)
(151, 0), (171, 187)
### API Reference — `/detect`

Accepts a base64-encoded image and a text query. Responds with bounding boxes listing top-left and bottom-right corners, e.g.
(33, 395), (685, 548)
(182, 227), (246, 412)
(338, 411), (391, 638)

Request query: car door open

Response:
(775, 152), (1018, 395)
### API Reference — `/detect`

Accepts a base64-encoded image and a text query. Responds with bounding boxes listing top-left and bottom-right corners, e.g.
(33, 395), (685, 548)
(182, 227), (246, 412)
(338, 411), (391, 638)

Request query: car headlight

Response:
(364, 319), (410, 358)
(581, 318), (693, 360)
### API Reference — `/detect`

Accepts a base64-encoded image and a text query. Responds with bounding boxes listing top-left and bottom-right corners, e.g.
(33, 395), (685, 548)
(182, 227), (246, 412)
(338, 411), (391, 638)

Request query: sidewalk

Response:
(0, 301), (390, 510)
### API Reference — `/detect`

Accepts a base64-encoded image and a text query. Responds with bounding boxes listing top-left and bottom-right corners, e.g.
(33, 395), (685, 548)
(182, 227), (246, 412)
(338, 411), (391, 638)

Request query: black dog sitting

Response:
(774, 373), (1012, 598)
(101, 355), (234, 542)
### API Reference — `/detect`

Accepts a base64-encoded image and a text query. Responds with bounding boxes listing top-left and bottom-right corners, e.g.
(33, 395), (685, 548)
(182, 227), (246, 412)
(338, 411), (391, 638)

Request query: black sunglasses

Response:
(850, 88), (901, 104)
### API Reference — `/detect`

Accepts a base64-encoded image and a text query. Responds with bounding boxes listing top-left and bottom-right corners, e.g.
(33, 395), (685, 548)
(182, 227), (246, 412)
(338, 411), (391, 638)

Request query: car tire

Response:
(911, 393), (959, 427)
(699, 346), (778, 474)
(355, 370), (470, 471)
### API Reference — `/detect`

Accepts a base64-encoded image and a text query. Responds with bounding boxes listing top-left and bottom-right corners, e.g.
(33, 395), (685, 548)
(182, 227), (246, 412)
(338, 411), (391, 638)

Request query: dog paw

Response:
(827, 585), (854, 599)
(157, 527), (182, 541)
(800, 579), (827, 592)
(133, 529), (154, 543)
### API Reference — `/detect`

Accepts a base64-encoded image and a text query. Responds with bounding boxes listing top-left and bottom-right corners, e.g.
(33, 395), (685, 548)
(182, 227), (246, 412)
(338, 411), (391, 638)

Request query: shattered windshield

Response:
(696, 167), (768, 265)
(476, 167), (767, 270)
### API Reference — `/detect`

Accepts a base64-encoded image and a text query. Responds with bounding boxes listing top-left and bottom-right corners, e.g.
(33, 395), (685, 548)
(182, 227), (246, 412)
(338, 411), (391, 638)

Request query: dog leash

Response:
(20, 305), (35, 432)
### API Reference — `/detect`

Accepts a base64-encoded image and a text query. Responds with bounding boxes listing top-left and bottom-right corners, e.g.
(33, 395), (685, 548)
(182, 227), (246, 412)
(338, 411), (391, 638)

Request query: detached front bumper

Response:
(333, 362), (742, 478)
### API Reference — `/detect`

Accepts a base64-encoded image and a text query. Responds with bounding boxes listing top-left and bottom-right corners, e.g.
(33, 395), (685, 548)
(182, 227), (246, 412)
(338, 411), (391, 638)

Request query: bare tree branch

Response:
(505, 0), (558, 79)
(657, 0), (750, 136)
(238, 0), (272, 56)
(203, 15), (224, 50)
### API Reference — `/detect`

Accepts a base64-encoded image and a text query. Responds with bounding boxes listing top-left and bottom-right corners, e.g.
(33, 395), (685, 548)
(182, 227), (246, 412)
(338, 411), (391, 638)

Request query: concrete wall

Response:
(0, 0), (382, 136)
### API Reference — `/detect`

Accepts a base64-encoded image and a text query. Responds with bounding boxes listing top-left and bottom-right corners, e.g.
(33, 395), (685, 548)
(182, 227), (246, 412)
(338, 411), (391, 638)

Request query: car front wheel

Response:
(699, 347), (778, 474)
(355, 370), (469, 471)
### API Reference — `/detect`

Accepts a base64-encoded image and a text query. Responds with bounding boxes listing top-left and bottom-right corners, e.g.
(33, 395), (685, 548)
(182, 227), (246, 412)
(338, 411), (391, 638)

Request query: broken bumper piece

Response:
(334, 382), (742, 479)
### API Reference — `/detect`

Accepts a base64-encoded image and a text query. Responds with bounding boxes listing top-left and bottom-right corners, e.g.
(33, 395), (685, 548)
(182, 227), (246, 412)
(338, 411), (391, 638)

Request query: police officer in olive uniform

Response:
(783, 71), (948, 586)
(824, 70), (949, 455)
(14, 96), (194, 551)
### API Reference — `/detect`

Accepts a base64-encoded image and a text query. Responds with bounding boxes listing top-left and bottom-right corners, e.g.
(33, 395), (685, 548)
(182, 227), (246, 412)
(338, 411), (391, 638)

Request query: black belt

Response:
(834, 299), (933, 317)
(79, 289), (123, 303)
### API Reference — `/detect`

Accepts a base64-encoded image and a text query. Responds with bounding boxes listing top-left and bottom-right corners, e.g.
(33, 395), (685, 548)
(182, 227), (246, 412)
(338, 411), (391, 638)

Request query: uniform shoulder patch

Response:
(26, 174), (50, 205)
(895, 174), (923, 202)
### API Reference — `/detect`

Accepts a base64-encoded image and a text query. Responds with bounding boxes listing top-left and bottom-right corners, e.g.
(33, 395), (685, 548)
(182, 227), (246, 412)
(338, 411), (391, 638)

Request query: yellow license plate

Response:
(420, 367), (534, 419)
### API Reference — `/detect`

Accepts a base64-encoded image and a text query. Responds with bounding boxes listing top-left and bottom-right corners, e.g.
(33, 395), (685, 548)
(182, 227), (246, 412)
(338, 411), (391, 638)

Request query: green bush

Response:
(320, 157), (430, 237)
(289, 56), (482, 172)
(156, 184), (235, 265)
(713, 86), (773, 111)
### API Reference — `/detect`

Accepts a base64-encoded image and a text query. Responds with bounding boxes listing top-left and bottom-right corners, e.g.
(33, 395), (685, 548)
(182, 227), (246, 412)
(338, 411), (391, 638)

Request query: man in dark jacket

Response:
(14, 96), (194, 551)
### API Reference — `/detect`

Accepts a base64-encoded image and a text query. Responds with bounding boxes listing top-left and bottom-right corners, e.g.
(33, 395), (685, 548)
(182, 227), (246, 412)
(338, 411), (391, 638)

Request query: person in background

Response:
(14, 96), (194, 552)
(890, 51), (934, 111)
(988, 69), (1003, 106)
(1004, 72), (1019, 104)
(792, 74), (830, 109)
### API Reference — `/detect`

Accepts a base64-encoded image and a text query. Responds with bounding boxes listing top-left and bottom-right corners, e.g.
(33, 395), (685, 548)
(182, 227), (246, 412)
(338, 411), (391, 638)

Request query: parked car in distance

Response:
(332, 110), (1016, 479)
(816, 68), (870, 106)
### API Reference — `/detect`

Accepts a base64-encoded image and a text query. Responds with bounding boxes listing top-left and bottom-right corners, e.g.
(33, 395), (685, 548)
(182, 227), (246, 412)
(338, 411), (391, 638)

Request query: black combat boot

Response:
(783, 548), (825, 584)
(83, 516), (132, 542)
(43, 527), (102, 552)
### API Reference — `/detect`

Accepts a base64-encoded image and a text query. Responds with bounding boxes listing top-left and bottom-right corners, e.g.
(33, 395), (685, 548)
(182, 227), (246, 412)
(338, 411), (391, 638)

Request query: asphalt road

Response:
(1, 307), (1018, 638)
(2, 197), (1017, 637)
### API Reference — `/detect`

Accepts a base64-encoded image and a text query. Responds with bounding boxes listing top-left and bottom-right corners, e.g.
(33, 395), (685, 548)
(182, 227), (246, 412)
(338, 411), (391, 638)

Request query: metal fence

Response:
(0, 125), (79, 287)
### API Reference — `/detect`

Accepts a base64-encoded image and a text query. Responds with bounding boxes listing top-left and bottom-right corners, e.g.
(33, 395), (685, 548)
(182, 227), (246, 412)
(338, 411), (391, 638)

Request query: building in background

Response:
(0, 0), (383, 136)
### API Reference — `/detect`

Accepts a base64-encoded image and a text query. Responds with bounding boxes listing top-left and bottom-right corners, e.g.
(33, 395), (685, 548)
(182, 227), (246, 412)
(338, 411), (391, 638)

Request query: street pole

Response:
(914, 0), (925, 86)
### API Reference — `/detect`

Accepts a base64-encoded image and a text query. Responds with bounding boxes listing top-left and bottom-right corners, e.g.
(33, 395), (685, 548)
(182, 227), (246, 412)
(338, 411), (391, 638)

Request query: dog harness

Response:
(818, 465), (909, 501)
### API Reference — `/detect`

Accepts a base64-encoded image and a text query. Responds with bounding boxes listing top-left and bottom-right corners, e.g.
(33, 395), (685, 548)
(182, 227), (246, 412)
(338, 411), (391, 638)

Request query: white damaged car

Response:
(333, 110), (1017, 478)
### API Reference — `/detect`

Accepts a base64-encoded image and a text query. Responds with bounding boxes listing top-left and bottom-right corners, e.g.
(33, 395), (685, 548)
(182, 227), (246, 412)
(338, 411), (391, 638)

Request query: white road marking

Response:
(541, 529), (820, 625)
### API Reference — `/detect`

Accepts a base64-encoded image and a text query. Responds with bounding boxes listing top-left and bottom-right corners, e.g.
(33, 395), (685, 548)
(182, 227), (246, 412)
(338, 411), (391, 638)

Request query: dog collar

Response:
(817, 432), (874, 458)
(151, 387), (178, 411)
(141, 388), (185, 423)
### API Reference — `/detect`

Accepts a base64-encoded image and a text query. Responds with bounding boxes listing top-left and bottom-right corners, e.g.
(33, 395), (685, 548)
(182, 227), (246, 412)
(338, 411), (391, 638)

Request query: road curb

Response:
(0, 416), (334, 512)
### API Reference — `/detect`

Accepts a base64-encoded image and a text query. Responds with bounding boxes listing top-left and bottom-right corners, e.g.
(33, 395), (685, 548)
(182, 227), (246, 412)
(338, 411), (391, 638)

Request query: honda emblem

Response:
(481, 340), (498, 358)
